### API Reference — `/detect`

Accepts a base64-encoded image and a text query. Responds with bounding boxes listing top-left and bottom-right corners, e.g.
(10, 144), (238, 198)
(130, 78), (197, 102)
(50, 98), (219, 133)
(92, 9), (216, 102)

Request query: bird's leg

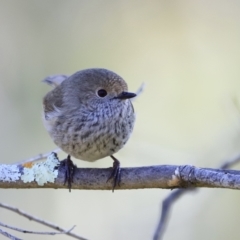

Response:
(107, 155), (121, 192)
(59, 155), (76, 192)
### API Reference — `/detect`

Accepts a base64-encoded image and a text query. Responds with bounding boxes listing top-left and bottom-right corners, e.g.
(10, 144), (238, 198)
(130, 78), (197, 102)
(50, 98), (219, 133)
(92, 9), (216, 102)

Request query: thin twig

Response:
(153, 189), (193, 240)
(0, 228), (22, 240)
(220, 153), (240, 169)
(0, 203), (87, 240)
(14, 148), (60, 165)
(131, 82), (145, 102)
(0, 221), (75, 235)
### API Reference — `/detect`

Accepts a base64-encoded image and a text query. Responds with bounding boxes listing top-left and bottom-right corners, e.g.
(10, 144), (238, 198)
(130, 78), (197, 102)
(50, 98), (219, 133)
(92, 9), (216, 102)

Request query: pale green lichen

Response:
(21, 152), (59, 185)
(0, 164), (21, 182)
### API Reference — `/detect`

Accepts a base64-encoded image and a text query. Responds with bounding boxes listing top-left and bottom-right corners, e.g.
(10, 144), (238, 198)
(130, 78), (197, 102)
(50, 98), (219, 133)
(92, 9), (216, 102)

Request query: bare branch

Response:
(220, 153), (240, 169)
(0, 221), (75, 235)
(153, 153), (240, 240)
(0, 203), (87, 240)
(153, 189), (194, 240)
(2, 162), (240, 190)
(0, 228), (22, 240)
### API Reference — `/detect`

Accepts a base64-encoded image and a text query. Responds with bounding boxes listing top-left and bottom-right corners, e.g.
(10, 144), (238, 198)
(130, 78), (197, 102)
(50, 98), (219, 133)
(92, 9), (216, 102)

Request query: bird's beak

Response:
(115, 91), (136, 100)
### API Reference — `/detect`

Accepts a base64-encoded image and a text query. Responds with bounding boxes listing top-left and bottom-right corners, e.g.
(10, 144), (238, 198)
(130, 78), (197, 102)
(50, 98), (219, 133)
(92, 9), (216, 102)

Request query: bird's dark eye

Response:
(97, 89), (107, 98)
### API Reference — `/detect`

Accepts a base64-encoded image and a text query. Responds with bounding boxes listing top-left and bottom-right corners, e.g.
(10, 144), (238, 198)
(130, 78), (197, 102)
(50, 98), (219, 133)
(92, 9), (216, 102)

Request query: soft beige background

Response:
(1, 1), (240, 240)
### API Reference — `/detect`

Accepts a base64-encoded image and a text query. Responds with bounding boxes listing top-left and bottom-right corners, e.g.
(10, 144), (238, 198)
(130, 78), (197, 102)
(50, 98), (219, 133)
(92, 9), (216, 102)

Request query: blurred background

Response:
(1, 1), (240, 239)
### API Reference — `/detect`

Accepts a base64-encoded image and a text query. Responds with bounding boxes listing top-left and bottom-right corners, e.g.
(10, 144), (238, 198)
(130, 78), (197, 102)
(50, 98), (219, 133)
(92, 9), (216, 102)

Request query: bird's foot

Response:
(107, 155), (121, 192)
(59, 155), (76, 192)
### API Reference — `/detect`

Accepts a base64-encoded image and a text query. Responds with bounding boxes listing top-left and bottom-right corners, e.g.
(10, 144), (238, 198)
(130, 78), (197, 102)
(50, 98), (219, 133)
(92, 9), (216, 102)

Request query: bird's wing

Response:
(43, 86), (64, 118)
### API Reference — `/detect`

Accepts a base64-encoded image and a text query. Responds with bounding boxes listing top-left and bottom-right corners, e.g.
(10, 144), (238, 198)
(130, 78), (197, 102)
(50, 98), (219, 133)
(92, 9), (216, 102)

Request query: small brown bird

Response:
(42, 68), (136, 190)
